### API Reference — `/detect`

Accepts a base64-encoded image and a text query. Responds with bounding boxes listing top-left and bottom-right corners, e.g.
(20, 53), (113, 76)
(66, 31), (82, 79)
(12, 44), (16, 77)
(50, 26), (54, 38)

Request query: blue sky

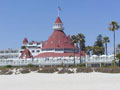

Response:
(0, 0), (120, 54)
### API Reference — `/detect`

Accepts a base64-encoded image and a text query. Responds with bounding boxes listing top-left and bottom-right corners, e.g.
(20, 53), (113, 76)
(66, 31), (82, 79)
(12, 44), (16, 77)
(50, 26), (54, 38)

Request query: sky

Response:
(0, 0), (120, 54)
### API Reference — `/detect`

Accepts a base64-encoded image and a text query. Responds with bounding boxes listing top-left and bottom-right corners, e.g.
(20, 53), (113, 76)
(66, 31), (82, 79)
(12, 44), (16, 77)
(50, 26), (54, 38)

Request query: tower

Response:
(53, 16), (64, 31)
(41, 16), (74, 51)
(34, 9), (85, 58)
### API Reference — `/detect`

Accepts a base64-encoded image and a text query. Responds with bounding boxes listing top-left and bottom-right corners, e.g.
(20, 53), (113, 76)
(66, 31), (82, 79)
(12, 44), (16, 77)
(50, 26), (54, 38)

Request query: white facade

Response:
(0, 49), (19, 59)
(0, 40), (44, 60)
(20, 41), (44, 56)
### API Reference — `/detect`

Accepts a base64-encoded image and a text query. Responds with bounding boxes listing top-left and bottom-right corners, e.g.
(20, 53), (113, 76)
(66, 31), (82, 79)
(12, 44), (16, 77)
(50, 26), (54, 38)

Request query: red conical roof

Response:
(23, 38), (28, 44)
(55, 17), (62, 24)
(42, 30), (74, 49)
(20, 49), (33, 59)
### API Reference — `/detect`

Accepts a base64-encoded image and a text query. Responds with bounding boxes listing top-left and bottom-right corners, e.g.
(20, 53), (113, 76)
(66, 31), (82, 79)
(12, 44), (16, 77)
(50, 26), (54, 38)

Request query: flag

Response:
(58, 6), (62, 11)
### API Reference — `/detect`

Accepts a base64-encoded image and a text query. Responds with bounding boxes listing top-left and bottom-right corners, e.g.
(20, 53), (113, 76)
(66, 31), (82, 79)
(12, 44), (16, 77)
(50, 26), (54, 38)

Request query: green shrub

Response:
(76, 67), (93, 73)
(21, 69), (30, 74)
(4, 65), (12, 68)
(101, 63), (105, 67)
(58, 68), (74, 74)
(79, 63), (86, 67)
(112, 60), (116, 66)
(69, 55), (74, 57)
(21, 46), (26, 49)
(38, 67), (59, 73)
(27, 64), (33, 67)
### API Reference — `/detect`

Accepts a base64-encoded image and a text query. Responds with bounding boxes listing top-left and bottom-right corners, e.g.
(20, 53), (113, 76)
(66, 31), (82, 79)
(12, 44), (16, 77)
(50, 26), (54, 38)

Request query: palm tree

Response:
(116, 44), (120, 54)
(109, 21), (120, 60)
(71, 35), (77, 66)
(77, 33), (85, 64)
(85, 46), (92, 56)
(103, 36), (110, 55)
(116, 53), (120, 66)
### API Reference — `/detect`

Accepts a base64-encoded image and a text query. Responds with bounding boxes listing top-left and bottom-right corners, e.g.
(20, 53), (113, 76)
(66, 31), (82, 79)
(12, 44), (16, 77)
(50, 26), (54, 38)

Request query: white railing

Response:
(0, 55), (114, 66)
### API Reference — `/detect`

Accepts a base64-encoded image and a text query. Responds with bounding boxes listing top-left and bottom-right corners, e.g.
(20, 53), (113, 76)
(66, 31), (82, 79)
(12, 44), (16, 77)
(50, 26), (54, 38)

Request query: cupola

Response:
(53, 17), (64, 31)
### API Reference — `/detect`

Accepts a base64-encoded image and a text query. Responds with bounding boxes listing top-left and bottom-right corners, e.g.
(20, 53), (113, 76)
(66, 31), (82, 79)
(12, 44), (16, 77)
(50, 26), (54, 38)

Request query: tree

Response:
(71, 35), (77, 66)
(109, 21), (120, 60)
(71, 35), (77, 44)
(76, 33), (85, 64)
(116, 53), (120, 66)
(103, 36), (110, 55)
(93, 34), (105, 55)
(77, 33), (85, 51)
(94, 34), (104, 47)
(21, 46), (26, 49)
(85, 46), (92, 56)
(116, 44), (120, 54)
(93, 46), (104, 55)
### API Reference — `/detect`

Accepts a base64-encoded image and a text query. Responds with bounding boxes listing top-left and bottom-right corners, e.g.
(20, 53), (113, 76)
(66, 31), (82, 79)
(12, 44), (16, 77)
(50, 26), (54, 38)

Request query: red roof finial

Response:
(23, 38), (28, 44)
(55, 17), (62, 24)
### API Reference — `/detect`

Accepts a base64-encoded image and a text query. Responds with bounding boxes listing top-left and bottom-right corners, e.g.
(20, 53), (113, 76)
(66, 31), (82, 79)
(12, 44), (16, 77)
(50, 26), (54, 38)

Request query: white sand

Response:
(0, 72), (120, 90)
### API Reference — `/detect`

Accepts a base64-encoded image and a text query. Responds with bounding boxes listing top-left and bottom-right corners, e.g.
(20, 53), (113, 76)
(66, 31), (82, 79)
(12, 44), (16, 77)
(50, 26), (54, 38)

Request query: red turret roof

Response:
(23, 38), (28, 44)
(42, 30), (74, 49)
(55, 17), (62, 24)
(20, 49), (33, 59)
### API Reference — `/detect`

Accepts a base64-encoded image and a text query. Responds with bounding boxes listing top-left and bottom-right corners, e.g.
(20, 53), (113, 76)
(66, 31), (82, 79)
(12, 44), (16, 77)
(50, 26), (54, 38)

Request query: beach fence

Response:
(0, 55), (114, 67)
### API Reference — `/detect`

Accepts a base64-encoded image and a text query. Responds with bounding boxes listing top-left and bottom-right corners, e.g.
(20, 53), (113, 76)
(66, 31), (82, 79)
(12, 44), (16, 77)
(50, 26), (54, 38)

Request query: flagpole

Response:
(58, 7), (60, 17)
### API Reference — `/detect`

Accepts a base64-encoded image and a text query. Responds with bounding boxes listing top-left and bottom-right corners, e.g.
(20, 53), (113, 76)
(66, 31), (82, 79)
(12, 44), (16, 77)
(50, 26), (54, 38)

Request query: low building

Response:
(0, 49), (19, 59)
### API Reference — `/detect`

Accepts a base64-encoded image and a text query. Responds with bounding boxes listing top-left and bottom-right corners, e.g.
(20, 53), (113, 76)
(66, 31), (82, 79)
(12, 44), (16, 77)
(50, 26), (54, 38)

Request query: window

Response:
(29, 43), (33, 45)
(58, 40), (60, 44)
(64, 40), (67, 43)
(32, 50), (35, 53)
(37, 50), (40, 53)
(5, 51), (8, 53)
(37, 43), (40, 45)
(0, 51), (4, 53)
(51, 40), (53, 44)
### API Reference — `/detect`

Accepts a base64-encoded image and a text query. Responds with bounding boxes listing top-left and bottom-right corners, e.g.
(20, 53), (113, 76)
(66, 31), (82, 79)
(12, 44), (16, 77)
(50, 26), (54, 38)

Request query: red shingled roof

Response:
(34, 52), (85, 58)
(55, 17), (62, 24)
(42, 30), (74, 49)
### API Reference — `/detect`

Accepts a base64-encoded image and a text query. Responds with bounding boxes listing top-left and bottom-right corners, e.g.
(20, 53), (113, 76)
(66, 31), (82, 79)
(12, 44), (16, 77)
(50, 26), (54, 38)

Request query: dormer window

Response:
(58, 40), (60, 44)
(64, 40), (67, 43)
(51, 41), (53, 44)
